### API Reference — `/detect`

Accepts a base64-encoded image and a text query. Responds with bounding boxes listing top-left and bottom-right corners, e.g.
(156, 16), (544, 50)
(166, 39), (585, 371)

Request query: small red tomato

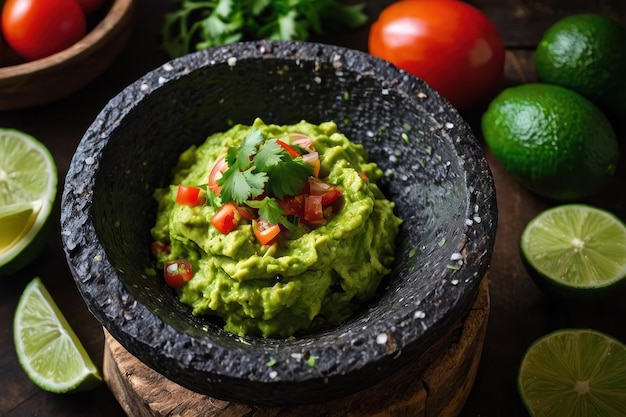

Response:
(175, 185), (205, 206)
(252, 218), (281, 245)
(210, 202), (240, 234)
(75, 0), (106, 15)
(308, 177), (342, 205)
(163, 259), (193, 288)
(368, 0), (505, 109)
(1, 0), (87, 61)
(304, 194), (324, 223)
(208, 156), (228, 195)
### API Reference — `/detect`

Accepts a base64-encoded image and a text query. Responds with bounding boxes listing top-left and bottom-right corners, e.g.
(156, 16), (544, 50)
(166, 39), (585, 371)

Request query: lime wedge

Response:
(13, 277), (102, 393)
(520, 204), (626, 298)
(518, 328), (626, 417)
(0, 128), (57, 277)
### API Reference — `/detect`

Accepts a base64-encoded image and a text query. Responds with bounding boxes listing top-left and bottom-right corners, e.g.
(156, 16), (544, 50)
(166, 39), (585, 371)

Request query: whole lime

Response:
(482, 83), (619, 201)
(535, 13), (626, 120)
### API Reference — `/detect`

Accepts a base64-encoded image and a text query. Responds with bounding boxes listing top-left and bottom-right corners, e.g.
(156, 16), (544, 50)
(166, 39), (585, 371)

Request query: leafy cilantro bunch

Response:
(162, 0), (369, 59)
(216, 129), (313, 227)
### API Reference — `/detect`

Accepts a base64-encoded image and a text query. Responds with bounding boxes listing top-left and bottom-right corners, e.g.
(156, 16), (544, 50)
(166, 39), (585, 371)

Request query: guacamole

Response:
(151, 119), (402, 338)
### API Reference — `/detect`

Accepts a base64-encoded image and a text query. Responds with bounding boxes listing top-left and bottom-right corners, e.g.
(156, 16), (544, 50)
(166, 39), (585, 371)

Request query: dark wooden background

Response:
(1, 1), (625, 416)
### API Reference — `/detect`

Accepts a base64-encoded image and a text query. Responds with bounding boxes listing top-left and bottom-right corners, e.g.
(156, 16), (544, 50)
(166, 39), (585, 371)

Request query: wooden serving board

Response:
(103, 276), (490, 417)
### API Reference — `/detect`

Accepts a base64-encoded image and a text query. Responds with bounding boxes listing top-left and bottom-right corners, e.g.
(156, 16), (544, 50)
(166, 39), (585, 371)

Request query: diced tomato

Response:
(252, 218), (281, 245)
(302, 152), (320, 177)
(304, 194), (325, 223)
(290, 133), (315, 153)
(235, 204), (257, 220)
(308, 177), (342, 205)
(164, 259), (193, 288)
(276, 139), (301, 158)
(175, 185), (205, 206)
(208, 156), (228, 194)
(151, 241), (171, 257)
(278, 194), (304, 218)
(210, 202), (239, 234)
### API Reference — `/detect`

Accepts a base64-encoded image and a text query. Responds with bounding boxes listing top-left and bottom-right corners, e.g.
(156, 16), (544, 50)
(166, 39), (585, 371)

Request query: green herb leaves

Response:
(162, 0), (369, 59)
(217, 129), (313, 205)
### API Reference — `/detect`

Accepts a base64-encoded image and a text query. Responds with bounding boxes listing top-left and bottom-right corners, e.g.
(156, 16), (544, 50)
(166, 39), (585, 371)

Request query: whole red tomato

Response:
(76, 0), (107, 15)
(368, 0), (505, 109)
(1, 0), (86, 61)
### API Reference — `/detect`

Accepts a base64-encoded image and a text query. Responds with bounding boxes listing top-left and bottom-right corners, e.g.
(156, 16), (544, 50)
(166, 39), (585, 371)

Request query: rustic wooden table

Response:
(1, 1), (625, 416)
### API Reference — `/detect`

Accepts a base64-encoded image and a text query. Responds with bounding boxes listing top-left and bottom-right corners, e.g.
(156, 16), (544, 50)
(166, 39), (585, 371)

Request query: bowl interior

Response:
(62, 41), (496, 405)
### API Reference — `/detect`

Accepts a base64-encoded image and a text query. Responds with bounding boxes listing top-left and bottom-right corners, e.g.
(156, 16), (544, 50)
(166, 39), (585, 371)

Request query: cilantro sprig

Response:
(162, 0), (369, 59)
(216, 129), (313, 226)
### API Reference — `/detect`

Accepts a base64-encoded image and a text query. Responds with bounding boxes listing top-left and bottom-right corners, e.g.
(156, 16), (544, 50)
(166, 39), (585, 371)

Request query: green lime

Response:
(520, 204), (626, 298)
(482, 83), (619, 201)
(535, 13), (626, 120)
(13, 277), (102, 393)
(0, 129), (57, 277)
(518, 328), (626, 417)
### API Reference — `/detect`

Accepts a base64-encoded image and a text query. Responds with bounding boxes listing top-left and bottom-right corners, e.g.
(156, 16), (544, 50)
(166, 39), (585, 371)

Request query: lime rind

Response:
(13, 277), (102, 393)
(0, 129), (58, 276)
(518, 328), (626, 417)
(521, 204), (626, 294)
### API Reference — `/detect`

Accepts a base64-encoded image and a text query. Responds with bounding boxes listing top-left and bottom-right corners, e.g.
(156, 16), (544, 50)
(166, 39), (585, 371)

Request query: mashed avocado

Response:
(151, 119), (402, 338)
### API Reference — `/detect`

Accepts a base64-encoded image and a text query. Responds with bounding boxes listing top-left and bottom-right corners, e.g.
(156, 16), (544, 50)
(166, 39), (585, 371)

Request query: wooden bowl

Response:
(0, 0), (135, 110)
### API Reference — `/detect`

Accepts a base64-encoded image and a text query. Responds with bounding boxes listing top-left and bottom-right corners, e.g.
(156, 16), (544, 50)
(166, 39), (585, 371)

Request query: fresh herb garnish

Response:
(247, 197), (295, 231)
(217, 129), (313, 208)
(162, 0), (369, 59)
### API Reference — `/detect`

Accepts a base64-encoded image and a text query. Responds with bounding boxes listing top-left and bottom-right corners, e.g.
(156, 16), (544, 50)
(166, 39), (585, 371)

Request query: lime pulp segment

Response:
(521, 204), (626, 289)
(0, 129), (57, 274)
(13, 277), (102, 393)
(518, 328), (626, 417)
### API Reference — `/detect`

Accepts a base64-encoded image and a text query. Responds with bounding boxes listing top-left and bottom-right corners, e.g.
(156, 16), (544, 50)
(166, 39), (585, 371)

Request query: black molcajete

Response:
(60, 40), (497, 406)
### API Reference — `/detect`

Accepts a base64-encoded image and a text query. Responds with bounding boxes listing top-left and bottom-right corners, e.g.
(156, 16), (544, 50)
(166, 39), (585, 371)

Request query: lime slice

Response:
(13, 277), (102, 393)
(0, 128), (57, 277)
(518, 328), (626, 417)
(520, 204), (626, 298)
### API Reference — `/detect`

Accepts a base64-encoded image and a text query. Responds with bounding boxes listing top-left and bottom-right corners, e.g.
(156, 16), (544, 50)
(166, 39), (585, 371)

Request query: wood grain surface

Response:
(103, 278), (489, 417)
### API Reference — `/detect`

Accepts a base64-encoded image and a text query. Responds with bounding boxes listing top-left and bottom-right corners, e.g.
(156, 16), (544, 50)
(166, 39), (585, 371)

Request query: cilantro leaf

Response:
(246, 197), (296, 231)
(254, 139), (313, 198)
(265, 156), (313, 198)
(225, 129), (263, 171)
(254, 139), (284, 168)
(162, 0), (368, 59)
(218, 166), (267, 204)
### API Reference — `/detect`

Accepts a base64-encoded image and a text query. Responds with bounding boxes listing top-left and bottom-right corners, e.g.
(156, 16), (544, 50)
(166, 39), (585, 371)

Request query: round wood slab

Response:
(103, 276), (490, 417)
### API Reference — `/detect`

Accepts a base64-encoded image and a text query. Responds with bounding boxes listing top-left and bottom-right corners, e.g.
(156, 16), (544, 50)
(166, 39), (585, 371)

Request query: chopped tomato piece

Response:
(308, 177), (342, 205)
(359, 171), (369, 182)
(302, 152), (320, 177)
(304, 194), (324, 223)
(151, 241), (171, 257)
(164, 259), (193, 288)
(235, 204), (257, 221)
(211, 202), (239, 234)
(208, 156), (228, 194)
(252, 218), (281, 245)
(176, 185), (205, 206)
(276, 139), (301, 158)
(278, 195), (304, 218)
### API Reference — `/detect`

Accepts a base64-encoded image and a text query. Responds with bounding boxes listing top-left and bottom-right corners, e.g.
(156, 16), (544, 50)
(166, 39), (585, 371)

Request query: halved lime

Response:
(520, 204), (626, 298)
(13, 277), (102, 393)
(0, 128), (57, 277)
(518, 328), (626, 417)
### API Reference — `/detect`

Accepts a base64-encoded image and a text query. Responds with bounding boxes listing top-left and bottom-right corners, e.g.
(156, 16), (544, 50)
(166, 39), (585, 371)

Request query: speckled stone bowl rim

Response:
(61, 40), (497, 406)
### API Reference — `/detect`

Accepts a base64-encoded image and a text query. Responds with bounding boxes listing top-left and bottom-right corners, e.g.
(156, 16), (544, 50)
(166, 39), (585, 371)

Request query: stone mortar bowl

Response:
(61, 40), (497, 406)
